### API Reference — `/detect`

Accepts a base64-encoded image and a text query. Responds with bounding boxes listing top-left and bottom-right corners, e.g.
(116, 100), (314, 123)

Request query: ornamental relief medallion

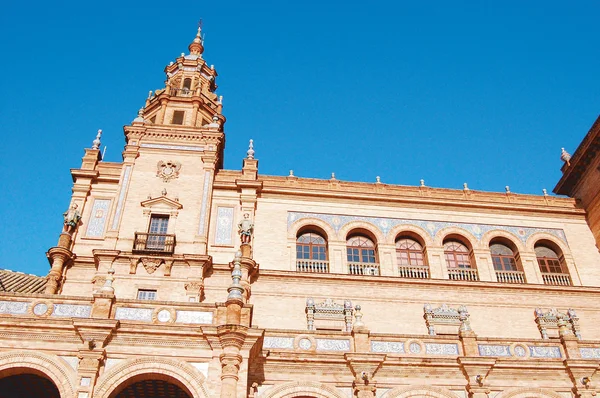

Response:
(140, 257), (163, 274)
(156, 160), (181, 182)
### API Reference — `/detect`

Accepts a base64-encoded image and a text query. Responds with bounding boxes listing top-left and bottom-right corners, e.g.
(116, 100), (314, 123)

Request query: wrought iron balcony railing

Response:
(495, 270), (526, 284)
(296, 260), (329, 273)
(447, 267), (479, 281)
(133, 232), (176, 255)
(348, 262), (380, 276)
(541, 272), (572, 286)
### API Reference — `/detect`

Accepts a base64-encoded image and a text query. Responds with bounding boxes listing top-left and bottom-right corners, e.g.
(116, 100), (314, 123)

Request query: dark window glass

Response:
(172, 110), (185, 125)
(137, 289), (157, 300)
(490, 243), (517, 271)
(396, 238), (425, 266)
(535, 245), (564, 273)
(346, 236), (377, 263)
(296, 232), (327, 260)
(444, 240), (471, 269)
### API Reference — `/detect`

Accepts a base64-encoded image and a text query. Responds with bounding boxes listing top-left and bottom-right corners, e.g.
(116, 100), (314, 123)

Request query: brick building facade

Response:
(1, 28), (600, 398)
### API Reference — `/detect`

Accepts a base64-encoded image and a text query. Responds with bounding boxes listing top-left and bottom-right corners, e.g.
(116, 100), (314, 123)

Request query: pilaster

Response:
(425, 246), (447, 279)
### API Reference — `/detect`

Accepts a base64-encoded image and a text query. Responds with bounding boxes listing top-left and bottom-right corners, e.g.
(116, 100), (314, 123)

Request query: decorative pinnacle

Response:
(289, 170), (294, 177)
(100, 268), (115, 294)
(133, 108), (145, 123)
(353, 305), (365, 329)
(542, 188), (548, 196)
(463, 182), (469, 191)
(92, 129), (102, 150)
(227, 251), (244, 301)
(420, 179), (425, 187)
(505, 186), (511, 193)
(331, 172), (336, 180)
(561, 147), (572, 166)
(246, 139), (255, 159)
(376, 176), (381, 183)
(188, 23), (204, 55)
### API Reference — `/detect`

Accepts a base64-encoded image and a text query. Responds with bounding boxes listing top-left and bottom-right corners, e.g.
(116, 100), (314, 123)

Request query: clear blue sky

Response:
(1, 1), (599, 276)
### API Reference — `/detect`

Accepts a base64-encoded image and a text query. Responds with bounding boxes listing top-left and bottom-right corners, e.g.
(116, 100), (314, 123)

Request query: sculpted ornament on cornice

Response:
(156, 161), (181, 182)
(140, 258), (163, 274)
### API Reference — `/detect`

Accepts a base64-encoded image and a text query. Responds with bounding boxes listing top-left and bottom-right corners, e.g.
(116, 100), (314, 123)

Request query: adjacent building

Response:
(1, 28), (600, 398)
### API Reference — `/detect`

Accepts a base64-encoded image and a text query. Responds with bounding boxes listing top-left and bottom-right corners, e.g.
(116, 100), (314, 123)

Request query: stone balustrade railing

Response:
(447, 267), (479, 281)
(296, 260), (329, 273)
(398, 265), (430, 279)
(348, 262), (380, 276)
(495, 270), (526, 284)
(541, 272), (572, 286)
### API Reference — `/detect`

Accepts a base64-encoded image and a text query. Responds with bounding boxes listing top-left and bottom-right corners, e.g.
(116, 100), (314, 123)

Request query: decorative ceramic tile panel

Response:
(0, 301), (28, 315)
(425, 343), (460, 355)
(580, 348), (600, 359)
(85, 199), (111, 237)
(528, 345), (562, 358)
(215, 207), (234, 245)
(52, 304), (91, 318)
(315, 339), (351, 352)
(288, 212), (567, 244)
(115, 307), (153, 322)
(111, 166), (131, 229)
(371, 341), (405, 353)
(198, 171), (211, 235)
(478, 345), (511, 357)
(263, 337), (295, 349)
(140, 143), (204, 152)
(175, 310), (213, 324)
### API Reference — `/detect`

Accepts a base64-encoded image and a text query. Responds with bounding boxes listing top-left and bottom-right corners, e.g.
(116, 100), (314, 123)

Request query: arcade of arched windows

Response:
(293, 226), (575, 286)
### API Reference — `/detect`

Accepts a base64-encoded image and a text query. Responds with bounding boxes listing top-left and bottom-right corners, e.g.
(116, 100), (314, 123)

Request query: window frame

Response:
(137, 289), (157, 301)
(443, 240), (472, 269)
(296, 231), (328, 261)
(395, 237), (426, 267)
(346, 235), (378, 264)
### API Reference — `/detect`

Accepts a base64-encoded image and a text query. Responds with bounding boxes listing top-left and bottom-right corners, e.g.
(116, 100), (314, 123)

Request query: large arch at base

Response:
(0, 350), (77, 398)
(257, 381), (347, 398)
(495, 387), (565, 398)
(94, 357), (210, 398)
(381, 385), (461, 398)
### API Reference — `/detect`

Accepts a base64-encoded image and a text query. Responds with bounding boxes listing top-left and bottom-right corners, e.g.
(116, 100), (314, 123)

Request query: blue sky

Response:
(1, 1), (599, 276)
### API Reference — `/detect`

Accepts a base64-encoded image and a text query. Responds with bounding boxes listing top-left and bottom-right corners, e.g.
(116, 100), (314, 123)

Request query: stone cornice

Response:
(555, 115), (600, 196)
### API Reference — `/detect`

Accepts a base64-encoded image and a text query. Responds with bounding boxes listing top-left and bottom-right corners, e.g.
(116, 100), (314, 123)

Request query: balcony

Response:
(541, 272), (572, 286)
(447, 267), (479, 281)
(296, 260), (329, 273)
(398, 265), (430, 279)
(169, 87), (195, 97)
(348, 262), (380, 276)
(495, 270), (526, 284)
(133, 233), (176, 255)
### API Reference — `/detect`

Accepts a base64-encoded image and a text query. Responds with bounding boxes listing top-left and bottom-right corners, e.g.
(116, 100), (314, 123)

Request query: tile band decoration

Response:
(85, 199), (111, 237)
(371, 341), (405, 353)
(0, 301), (29, 315)
(111, 166), (132, 230)
(315, 339), (351, 352)
(263, 337), (295, 349)
(478, 345), (511, 357)
(215, 207), (234, 245)
(287, 212), (567, 244)
(51, 304), (92, 318)
(198, 171), (211, 235)
(580, 348), (600, 359)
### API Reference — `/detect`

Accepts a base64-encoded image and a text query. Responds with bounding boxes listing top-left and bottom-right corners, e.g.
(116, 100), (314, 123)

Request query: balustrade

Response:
(398, 265), (429, 279)
(447, 267), (479, 281)
(348, 262), (380, 276)
(296, 260), (329, 273)
(541, 272), (572, 286)
(495, 270), (526, 284)
(133, 232), (176, 255)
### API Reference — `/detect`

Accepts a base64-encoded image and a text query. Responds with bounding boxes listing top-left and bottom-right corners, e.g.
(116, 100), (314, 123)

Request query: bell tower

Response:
(52, 27), (229, 297)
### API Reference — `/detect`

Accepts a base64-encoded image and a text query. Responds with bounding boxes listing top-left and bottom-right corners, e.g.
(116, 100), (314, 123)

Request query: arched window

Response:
(535, 245), (564, 274)
(296, 232), (327, 261)
(490, 243), (517, 271)
(444, 240), (471, 269)
(396, 237), (425, 266)
(183, 78), (192, 90)
(347, 234), (379, 276)
(347, 235), (377, 264)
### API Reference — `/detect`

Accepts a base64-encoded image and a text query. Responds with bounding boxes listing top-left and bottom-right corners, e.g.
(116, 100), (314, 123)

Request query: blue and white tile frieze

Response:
(85, 199), (111, 237)
(0, 301), (29, 315)
(175, 310), (213, 324)
(371, 341), (405, 353)
(528, 345), (562, 358)
(478, 345), (511, 357)
(580, 348), (600, 359)
(288, 212), (567, 244)
(263, 337), (295, 349)
(315, 339), (351, 352)
(115, 307), (153, 322)
(52, 304), (92, 318)
(425, 343), (459, 356)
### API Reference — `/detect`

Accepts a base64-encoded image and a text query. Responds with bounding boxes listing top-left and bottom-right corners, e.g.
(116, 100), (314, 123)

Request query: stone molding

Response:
(94, 356), (209, 398)
(257, 380), (347, 398)
(380, 385), (461, 398)
(494, 387), (565, 398)
(0, 350), (77, 398)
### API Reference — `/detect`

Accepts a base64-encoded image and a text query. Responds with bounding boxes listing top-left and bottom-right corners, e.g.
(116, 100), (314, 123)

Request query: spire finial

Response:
(188, 21), (205, 55)
(92, 129), (102, 150)
(561, 147), (572, 167)
(246, 139), (255, 159)
(133, 108), (145, 123)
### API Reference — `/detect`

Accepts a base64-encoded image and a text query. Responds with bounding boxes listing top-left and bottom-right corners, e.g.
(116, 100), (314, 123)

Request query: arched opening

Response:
(296, 228), (329, 273)
(535, 240), (571, 285)
(0, 371), (60, 398)
(490, 237), (525, 283)
(182, 78), (192, 94)
(347, 231), (379, 276)
(443, 236), (478, 281)
(109, 374), (193, 398)
(395, 234), (429, 279)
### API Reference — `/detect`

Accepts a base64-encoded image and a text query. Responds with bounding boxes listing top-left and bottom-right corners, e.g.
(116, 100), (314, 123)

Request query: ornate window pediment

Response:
(141, 196), (183, 217)
(306, 298), (353, 332)
(535, 308), (581, 340)
(424, 303), (471, 335)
